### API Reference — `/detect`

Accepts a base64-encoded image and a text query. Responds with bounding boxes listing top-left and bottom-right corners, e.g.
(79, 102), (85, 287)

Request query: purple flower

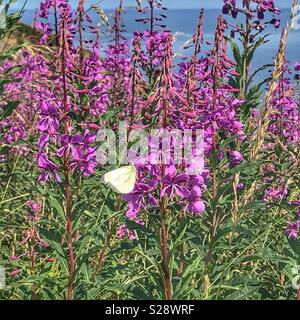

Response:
(270, 18), (280, 28)
(237, 182), (245, 191)
(26, 200), (42, 221)
(26, 200), (41, 214)
(116, 224), (136, 241)
(294, 61), (300, 71)
(187, 200), (206, 215)
(56, 134), (83, 158)
(263, 185), (288, 202)
(287, 221), (300, 240)
(37, 153), (61, 183)
(229, 150), (244, 166)
(124, 183), (158, 220)
(161, 165), (190, 199)
(268, 66), (299, 145)
(186, 184), (205, 215)
(70, 148), (97, 177)
(36, 101), (60, 135)
(116, 219), (144, 241)
(222, 0), (236, 16)
(222, 0), (280, 34)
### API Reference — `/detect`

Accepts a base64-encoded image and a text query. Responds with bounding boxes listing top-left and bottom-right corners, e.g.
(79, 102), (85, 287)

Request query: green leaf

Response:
(49, 196), (66, 222)
(226, 37), (242, 67)
(242, 201), (267, 211)
(288, 238), (300, 257)
(247, 64), (273, 88)
(246, 35), (270, 66)
(0, 101), (19, 121)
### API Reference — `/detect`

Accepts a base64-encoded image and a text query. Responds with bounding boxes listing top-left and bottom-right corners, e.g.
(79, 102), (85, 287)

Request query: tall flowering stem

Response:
(204, 20), (224, 290)
(54, 0), (59, 46)
(60, 12), (75, 300)
(231, 2), (251, 226)
(211, 16), (226, 237)
(185, 8), (204, 106)
(223, 0), (281, 225)
(159, 35), (173, 300)
(77, 0), (85, 72)
(204, 15), (239, 296)
(242, 0), (298, 206)
(149, 0), (155, 75)
(135, 0), (167, 84)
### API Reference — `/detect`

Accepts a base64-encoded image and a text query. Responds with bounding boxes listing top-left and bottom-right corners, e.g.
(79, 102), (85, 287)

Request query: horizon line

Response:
(20, 6), (293, 11)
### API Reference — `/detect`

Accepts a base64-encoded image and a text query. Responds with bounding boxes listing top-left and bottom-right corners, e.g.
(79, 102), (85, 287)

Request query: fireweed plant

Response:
(0, 0), (300, 300)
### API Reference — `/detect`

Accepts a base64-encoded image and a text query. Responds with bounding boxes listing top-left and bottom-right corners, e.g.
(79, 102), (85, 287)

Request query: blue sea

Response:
(20, 8), (300, 79)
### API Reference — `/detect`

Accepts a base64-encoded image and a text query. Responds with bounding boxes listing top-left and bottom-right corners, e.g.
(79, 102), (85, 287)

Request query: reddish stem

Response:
(160, 193), (171, 300)
(61, 16), (75, 301)
(211, 30), (219, 236)
(160, 91), (172, 300)
(54, 1), (59, 47)
(78, 0), (84, 73)
(149, 0), (155, 82)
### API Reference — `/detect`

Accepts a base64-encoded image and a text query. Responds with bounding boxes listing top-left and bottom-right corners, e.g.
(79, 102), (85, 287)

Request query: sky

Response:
(9, 0), (295, 10)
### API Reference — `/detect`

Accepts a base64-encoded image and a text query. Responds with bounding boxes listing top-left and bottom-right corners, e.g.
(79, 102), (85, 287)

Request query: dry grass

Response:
(240, 0), (299, 209)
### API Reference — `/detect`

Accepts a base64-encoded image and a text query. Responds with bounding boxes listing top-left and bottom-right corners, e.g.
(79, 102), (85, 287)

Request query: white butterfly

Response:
(103, 165), (137, 194)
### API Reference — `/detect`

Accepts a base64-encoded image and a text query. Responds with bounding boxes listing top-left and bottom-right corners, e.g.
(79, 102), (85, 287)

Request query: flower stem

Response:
(205, 17), (223, 297)
(78, 0), (85, 73)
(211, 27), (219, 238)
(54, 1), (59, 47)
(148, 0), (154, 84)
(160, 97), (172, 300)
(160, 194), (171, 300)
(30, 227), (37, 300)
(61, 15), (75, 300)
(232, 4), (251, 226)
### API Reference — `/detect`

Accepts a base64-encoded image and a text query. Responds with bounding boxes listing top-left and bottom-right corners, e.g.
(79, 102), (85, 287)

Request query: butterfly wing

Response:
(104, 165), (136, 194)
